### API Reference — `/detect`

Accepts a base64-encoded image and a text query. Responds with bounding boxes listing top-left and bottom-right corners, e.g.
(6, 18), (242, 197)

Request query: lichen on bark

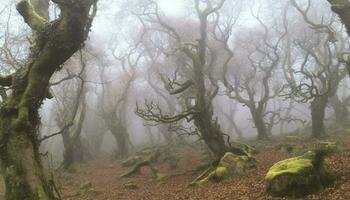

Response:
(0, 0), (97, 199)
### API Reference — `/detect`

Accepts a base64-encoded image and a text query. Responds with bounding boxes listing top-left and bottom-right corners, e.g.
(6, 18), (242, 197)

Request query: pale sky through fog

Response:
(91, 0), (188, 41)
(159, 0), (186, 16)
(91, 0), (261, 43)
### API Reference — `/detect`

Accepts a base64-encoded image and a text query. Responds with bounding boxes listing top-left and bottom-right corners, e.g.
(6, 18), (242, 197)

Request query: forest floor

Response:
(1, 131), (350, 199)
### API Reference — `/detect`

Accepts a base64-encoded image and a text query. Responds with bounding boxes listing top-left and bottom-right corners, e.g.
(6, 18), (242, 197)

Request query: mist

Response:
(0, 0), (349, 199)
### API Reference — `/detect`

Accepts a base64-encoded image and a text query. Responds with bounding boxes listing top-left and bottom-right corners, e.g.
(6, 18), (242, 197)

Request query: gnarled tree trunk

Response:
(0, 0), (96, 199)
(193, 111), (228, 158)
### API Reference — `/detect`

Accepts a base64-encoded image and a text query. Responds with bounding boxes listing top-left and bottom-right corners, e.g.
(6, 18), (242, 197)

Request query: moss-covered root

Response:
(120, 160), (168, 182)
(265, 151), (334, 198)
(120, 160), (150, 178)
(190, 152), (257, 186)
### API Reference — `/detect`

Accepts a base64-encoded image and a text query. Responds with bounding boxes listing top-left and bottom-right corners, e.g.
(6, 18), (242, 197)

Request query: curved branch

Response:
(16, 0), (48, 31)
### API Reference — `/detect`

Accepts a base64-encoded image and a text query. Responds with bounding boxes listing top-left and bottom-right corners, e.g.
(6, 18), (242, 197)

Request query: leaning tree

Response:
(0, 0), (97, 199)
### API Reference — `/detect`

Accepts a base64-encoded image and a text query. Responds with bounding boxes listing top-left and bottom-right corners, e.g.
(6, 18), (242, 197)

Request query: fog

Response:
(0, 0), (350, 199)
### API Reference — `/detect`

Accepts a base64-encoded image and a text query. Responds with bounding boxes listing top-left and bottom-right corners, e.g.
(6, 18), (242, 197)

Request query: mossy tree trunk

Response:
(310, 95), (328, 138)
(189, 9), (232, 159)
(0, 0), (96, 199)
(193, 111), (228, 158)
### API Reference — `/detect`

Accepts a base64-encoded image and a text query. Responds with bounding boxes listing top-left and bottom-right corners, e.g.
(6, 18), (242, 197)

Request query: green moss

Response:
(36, 187), (49, 200)
(218, 152), (256, 174)
(265, 156), (313, 182)
(265, 151), (334, 198)
(16, 0), (48, 30)
(213, 167), (230, 180)
(192, 152), (256, 186)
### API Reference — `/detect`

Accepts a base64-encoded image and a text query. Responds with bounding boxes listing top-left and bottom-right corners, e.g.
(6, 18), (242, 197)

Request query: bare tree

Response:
(134, 0), (246, 158)
(96, 51), (137, 159)
(219, 14), (285, 140)
(53, 52), (91, 169)
(284, 0), (348, 137)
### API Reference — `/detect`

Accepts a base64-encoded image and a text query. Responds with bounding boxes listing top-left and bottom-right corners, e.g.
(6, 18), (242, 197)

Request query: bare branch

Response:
(39, 122), (73, 143)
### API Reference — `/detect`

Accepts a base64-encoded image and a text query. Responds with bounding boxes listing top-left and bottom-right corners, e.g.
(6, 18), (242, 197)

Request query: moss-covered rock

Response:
(218, 152), (257, 175)
(265, 151), (334, 198)
(213, 167), (230, 180)
(191, 152), (256, 185)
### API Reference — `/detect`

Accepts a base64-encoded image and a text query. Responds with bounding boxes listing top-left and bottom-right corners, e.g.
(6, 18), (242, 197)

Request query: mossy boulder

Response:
(191, 152), (256, 185)
(219, 152), (257, 174)
(266, 151), (334, 198)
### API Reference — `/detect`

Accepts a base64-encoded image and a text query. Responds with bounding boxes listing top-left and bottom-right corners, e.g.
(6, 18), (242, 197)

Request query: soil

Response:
(1, 134), (350, 200)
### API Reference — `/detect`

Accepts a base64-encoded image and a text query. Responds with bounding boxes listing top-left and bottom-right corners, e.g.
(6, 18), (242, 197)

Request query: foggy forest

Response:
(1, 0), (350, 199)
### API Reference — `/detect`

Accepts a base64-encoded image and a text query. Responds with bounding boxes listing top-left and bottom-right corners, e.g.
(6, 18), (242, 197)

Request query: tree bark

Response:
(310, 95), (328, 138)
(0, 0), (95, 199)
(250, 108), (268, 140)
(193, 111), (228, 158)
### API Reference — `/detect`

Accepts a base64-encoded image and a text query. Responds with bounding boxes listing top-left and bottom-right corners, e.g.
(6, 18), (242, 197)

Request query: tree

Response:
(135, 0), (245, 158)
(219, 14), (285, 140)
(53, 52), (90, 169)
(0, 0), (96, 199)
(97, 52), (136, 159)
(285, 0), (347, 137)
